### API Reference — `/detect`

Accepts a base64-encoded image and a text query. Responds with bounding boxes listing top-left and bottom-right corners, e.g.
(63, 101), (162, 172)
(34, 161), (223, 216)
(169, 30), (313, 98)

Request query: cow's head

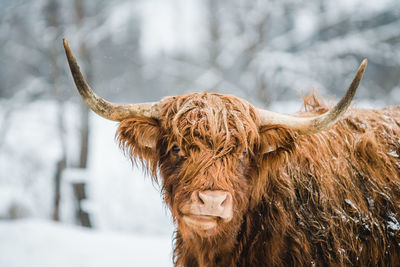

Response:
(63, 39), (366, 239)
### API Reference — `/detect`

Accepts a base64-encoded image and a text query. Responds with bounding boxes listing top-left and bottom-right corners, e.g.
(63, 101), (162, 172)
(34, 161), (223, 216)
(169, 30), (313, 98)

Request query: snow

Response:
(387, 151), (398, 158)
(0, 219), (173, 267)
(344, 199), (360, 214)
(0, 101), (62, 218)
(62, 168), (90, 183)
(0, 100), (175, 266)
(84, 113), (174, 234)
(0, 186), (33, 219)
(387, 213), (400, 231)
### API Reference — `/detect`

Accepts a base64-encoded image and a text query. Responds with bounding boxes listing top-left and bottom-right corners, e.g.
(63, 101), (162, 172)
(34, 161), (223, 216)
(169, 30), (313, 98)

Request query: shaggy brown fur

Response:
(117, 92), (400, 267)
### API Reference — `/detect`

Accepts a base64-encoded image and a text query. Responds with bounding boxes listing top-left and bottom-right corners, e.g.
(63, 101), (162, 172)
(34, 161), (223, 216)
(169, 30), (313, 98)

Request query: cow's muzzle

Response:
(181, 190), (233, 230)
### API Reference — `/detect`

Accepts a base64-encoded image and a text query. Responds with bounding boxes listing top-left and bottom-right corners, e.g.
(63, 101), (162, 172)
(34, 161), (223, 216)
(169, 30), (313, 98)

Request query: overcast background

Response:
(1, 0), (400, 266)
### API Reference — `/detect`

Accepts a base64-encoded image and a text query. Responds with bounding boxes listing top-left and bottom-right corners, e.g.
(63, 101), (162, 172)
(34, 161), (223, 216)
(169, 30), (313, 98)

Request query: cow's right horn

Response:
(257, 59), (367, 134)
(63, 39), (160, 121)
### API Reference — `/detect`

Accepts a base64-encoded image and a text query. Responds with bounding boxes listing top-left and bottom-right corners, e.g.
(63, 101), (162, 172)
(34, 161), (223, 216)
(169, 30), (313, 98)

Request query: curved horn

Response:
(63, 39), (159, 121)
(257, 59), (367, 135)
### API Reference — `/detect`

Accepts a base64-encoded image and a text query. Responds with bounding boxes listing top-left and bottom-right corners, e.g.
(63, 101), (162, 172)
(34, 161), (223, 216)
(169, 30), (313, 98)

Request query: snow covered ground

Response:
(0, 219), (173, 267)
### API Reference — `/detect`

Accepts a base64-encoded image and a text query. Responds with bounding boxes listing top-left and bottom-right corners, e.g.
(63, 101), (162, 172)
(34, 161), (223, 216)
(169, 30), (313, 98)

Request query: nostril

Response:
(221, 193), (232, 208)
(192, 191), (205, 205)
(198, 192), (205, 205)
(220, 195), (227, 207)
(198, 191), (207, 205)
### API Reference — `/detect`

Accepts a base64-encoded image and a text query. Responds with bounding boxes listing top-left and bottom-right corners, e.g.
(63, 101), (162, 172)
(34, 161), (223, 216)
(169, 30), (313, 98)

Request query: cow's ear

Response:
(258, 125), (297, 154)
(116, 117), (161, 172)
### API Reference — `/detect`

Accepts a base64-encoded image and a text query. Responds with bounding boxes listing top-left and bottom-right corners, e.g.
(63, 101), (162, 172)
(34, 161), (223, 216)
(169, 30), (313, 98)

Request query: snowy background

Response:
(0, 0), (399, 266)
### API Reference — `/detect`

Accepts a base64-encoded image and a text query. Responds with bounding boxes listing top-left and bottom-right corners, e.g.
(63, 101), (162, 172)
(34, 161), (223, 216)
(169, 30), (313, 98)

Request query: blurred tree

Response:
(71, 0), (93, 228)
(43, 0), (67, 222)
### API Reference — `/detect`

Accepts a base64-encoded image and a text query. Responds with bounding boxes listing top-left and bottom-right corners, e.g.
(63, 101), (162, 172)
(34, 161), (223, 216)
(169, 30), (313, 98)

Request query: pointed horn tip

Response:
(359, 58), (368, 72)
(361, 58), (368, 65)
(62, 38), (69, 49)
(62, 39), (74, 60)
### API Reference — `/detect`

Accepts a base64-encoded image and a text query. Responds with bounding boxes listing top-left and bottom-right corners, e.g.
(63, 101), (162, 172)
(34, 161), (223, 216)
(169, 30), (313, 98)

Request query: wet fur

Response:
(117, 92), (400, 266)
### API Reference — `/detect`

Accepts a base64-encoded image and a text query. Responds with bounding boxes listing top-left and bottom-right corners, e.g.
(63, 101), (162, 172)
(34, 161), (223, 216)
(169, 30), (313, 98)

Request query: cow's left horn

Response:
(63, 39), (160, 121)
(257, 59), (367, 134)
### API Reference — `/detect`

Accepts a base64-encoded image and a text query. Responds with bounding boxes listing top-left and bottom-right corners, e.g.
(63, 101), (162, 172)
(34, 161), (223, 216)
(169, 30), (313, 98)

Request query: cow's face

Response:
(158, 93), (262, 238)
(118, 93), (271, 238)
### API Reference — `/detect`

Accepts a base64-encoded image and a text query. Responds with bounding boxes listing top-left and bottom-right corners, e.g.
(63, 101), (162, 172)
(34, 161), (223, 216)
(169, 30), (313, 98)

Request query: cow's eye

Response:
(172, 145), (180, 152)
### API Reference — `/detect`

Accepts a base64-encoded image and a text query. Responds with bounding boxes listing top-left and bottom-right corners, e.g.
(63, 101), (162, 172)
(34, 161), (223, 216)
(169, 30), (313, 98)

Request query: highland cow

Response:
(64, 39), (400, 267)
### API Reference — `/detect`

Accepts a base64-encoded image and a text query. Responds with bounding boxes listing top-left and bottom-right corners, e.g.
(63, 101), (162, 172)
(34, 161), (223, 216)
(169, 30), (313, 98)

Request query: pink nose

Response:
(190, 190), (233, 220)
